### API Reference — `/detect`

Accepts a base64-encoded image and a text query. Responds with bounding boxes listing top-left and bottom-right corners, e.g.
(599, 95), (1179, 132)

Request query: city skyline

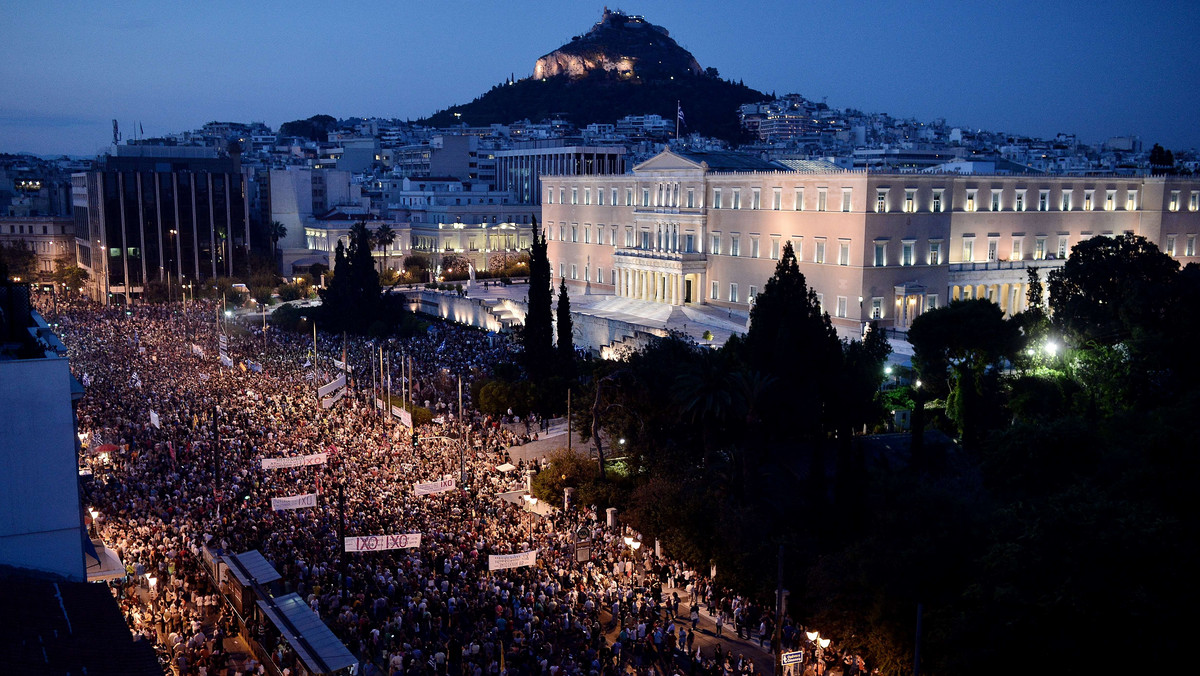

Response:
(2, 0), (1198, 156)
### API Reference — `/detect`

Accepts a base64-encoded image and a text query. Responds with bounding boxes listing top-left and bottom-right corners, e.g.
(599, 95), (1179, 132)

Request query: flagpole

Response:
(676, 100), (680, 139)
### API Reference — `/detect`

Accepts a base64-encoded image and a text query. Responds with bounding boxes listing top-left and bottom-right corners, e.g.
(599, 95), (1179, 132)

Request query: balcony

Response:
(947, 258), (1065, 273)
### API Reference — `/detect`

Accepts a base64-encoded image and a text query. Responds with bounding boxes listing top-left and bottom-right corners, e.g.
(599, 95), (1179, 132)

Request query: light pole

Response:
(805, 631), (831, 676)
(523, 494), (539, 540)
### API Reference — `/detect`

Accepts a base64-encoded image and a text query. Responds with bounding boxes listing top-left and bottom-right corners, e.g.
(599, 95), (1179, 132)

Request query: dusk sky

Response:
(2, 0), (1197, 157)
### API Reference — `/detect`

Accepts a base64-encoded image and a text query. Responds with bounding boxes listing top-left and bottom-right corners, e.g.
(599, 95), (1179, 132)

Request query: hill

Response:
(420, 10), (766, 142)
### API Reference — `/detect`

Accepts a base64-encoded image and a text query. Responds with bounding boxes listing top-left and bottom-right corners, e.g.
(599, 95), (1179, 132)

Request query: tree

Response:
(908, 299), (1021, 450)
(318, 221), (382, 334)
(523, 216), (554, 383)
(556, 278), (576, 378)
(0, 241), (37, 281)
(51, 260), (90, 296)
(1148, 143), (1175, 170)
(375, 223), (396, 273)
(268, 221), (287, 259)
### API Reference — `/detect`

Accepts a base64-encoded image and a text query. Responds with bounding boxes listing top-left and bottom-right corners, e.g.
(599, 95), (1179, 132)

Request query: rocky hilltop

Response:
(532, 9), (703, 81)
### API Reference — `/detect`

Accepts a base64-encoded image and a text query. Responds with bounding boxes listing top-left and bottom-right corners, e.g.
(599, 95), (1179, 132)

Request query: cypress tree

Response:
(556, 277), (576, 379)
(523, 217), (554, 382)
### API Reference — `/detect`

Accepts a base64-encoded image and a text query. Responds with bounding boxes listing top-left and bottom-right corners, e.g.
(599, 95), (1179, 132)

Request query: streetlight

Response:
(805, 631), (832, 674)
(523, 494), (539, 540)
(1044, 340), (1059, 357)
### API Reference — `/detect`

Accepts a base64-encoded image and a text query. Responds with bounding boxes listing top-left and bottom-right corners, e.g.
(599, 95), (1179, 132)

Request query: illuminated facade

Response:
(543, 150), (1200, 337)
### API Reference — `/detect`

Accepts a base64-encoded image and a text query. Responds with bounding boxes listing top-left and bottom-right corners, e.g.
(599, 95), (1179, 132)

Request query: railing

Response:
(948, 259), (1065, 272)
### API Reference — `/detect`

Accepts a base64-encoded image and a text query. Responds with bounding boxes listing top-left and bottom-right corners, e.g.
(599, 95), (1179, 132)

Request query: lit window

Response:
(1166, 234), (1176, 256)
(905, 189), (916, 213)
(1015, 191), (1025, 212)
(818, 188), (828, 211)
(928, 241), (941, 265)
(795, 188), (804, 211)
(871, 297), (883, 319)
(730, 283), (739, 303)
(966, 190), (977, 212)
(1105, 190), (1115, 211)
(838, 240), (850, 266)
(1035, 237), (1047, 259)
(842, 188), (852, 212)
(877, 190), (888, 213)
(815, 239), (826, 264)
(1012, 238), (1023, 261)
(772, 188), (781, 210)
(991, 190), (1002, 212)
(1039, 190), (1049, 211)
(1191, 193), (1199, 211)
(752, 188), (761, 210)
(927, 294), (938, 310)
(1169, 191), (1180, 212)
(963, 238), (975, 262)
(932, 189), (944, 212)
(902, 241), (914, 266)
(713, 189), (722, 209)
(1126, 190), (1137, 210)
(836, 296), (847, 318)
(1062, 190), (1072, 211)
(874, 242), (886, 267)
(1084, 190), (1094, 210)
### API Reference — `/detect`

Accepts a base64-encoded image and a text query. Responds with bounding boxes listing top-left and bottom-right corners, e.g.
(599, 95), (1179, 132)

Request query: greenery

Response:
(522, 217), (554, 385)
(555, 278), (575, 379)
(278, 114), (337, 142)
(0, 240), (37, 280)
(318, 221), (383, 334)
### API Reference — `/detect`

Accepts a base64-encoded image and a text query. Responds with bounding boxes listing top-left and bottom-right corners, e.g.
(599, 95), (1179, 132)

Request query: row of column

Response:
(618, 268), (685, 305)
(952, 282), (1028, 316)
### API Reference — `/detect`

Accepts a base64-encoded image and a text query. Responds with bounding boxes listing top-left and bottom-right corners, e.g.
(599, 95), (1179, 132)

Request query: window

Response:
(730, 283), (739, 303)
(571, 225), (578, 243)
(713, 189), (722, 209)
(640, 231), (650, 249)
(1039, 190), (1049, 211)
(818, 188), (828, 211)
(795, 188), (804, 211)
(1035, 237), (1047, 259)
(596, 267), (603, 283)
(1191, 193), (1199, 211)
(730, 235), (741, 257)
(584, 189), (591, 205)
(836, 296), (847, 318)
(1166, 235), (1176, 256)
(877, 190), (888, 213)
(815, 239), (826, 264)
(1126, 190), (1137, 210)
(1186, 235), (1196, 257)
(547, 188), (555, 203)
(988, 239), (998, 261)
(749, 285), (758, 301)
(624, 228), (633, 248)
(571, 264), (578, 280)
(1084, 190), (1094, 210)
(842, 188), (852, 212)
(1062, 190), (1072, 211)
(793, 237), (803, 261)
(1105, 190), (1115, 211)
(571, 188), (578, 205)
(687, 188), (695, 208)
(1058, 236), (1068, 259)
(905, 189), (916, 213)
(929, 241), (942, 265)
(611, 226), (617, 245)
(772, 188), (782, 210)
(711, 281), (719, 300)
(872, 297), (883, 319)
(991, 190), (1002, 212)
(771, 238), (780, 260)
(963, 238), (975, 262)
(874, 242), (886, 267)
(642, 189), (650, 207)
(1015, 191), (1026, 212)
(927, 294), (939, 310)
(902, 241), (914, 266)
(1012, 238), (1023, 260)
(558, 224), (565, 241)
(932, 189), (944, 213)
(752, 188), (761, 210)
(559, 188), (565, 204)
(611, 270), (617, 285)
(598, 189), (604, 205)
(559, 263), (565, 278)
(711, 234), (721, 255)
(732, 189), (741, 210)
(966, 190), (977, 212)
(612, 188), (619, 205)
(816, 293), (824, 313)
(1169, 191), (1180, 211)
(584, 226), (591, 244)
(838, 240), (850, 266)
(751, 237), (760, 258)
(625, 188), (632, 206)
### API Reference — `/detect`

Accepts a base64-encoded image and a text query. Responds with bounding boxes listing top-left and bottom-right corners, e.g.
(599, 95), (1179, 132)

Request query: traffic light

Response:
(411, 431), (419, 447)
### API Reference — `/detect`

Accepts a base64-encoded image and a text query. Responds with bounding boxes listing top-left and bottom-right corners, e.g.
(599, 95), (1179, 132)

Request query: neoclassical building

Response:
(542, 149), (1200, 337)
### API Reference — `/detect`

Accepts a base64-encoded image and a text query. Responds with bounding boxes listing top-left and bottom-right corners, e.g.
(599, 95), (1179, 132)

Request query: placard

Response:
(271, 493), (317, 511)
(488, 550), (538, 571)
(344, 533), (422, 552)
(414, 478), (456, 495)
(261, 453), (328, 470)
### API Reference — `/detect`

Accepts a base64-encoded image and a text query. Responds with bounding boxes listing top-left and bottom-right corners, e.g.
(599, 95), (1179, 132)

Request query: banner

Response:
(414, 478), (456, 496)
(317, 373), (346, 399)
(271, 493), (317, 511)
(392, 406), (413, 428)
(247, 361), (263, 373)
(219, 335), (229, 349)
(150, 411), (160, 429)
(261, 453), (328, 470)
(192, 344), (205, 358)
(320, 388), (346, 409)
(220, 354), (234, 368)
(344, 533), (422, 552)
(488, 550), (538, 571)
(333, 357), (353, 373)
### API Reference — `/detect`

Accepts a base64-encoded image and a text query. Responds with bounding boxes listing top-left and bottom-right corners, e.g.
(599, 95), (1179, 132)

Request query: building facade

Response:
(72, 146), (252, 303)
(0, 216), (75, 281)
(543, 150), (1200, 337)
(495, 144), (626, 205)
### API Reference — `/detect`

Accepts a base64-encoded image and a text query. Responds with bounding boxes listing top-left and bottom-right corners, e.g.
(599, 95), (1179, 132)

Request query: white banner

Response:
(192, 344), (205, 358)
(317, 373), (346, 399)
(392, 406), (412, 428)
(150, 411), (160, 429)
(333, 357), (353, 373)
(219, 335), (228, 348)
(320, 388), (346, 409)
(220, 354), (234, 368)
(271, 493), (317, 511)
(247, 361), (263, 373)
(414, 478), (456, 496)
(261, 453), (328, 470)
(489, 550), (538, 571)
(344, 533), (422, 552)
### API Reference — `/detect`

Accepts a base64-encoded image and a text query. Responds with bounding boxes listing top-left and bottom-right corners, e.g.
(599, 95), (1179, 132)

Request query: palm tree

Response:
(268, 221), (287, 259)
(375, 223), (396, 274)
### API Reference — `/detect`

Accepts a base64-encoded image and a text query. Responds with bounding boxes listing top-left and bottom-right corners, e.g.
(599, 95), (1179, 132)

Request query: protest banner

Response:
(488, 550), (538, 571)
(344, 533), (422, 552)
(413, 478), (456, 496)
(271, 493), (317, 511)
(261, 453), (328, 470)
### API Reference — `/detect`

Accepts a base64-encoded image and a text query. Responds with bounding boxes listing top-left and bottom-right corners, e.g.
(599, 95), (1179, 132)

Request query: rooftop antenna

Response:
(112, 119), (120, 145)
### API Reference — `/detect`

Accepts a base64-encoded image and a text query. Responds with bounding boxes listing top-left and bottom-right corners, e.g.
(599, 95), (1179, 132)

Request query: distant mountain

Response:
(420, 10), (766, 142)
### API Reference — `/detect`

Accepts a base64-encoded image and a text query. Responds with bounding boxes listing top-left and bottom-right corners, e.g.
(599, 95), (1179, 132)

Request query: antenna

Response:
(112, 119), (120, 145)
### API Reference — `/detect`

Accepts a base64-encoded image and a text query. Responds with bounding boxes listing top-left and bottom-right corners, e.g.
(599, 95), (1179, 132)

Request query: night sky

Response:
(2, 0), (1197, 156)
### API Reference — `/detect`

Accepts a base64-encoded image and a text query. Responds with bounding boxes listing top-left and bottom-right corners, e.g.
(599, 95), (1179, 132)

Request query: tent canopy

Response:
(257, 593), (357, 674)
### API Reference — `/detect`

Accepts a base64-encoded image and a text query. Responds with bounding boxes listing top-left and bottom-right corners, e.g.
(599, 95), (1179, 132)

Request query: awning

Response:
(257, 593), (357, 674)
(85, 543), (126, 582)
(496, 463), (516, 473)
(225, 550), (282, 587)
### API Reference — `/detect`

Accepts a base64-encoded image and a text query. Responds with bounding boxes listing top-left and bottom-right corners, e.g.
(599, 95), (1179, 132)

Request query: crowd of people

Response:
(39, 293), (867, 676)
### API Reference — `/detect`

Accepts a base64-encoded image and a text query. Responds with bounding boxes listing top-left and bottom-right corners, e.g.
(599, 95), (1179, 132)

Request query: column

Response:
(675, 274), (682, 306)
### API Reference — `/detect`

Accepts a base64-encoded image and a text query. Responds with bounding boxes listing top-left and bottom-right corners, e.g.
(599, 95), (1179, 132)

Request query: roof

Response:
(225, 549), (282, 587)
(775, 158), (845, 173)
(0, 568), (162, 676)
(257, 593), (357, 674)
(675, 150), (785, 173)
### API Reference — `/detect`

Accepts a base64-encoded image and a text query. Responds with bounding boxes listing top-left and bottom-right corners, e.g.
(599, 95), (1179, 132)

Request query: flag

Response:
(677, 102), (685, 127)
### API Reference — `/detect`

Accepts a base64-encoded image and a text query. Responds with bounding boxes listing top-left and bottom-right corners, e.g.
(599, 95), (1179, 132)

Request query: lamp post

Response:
(523, 494), (539, 540)
(805, 631), (831, 676)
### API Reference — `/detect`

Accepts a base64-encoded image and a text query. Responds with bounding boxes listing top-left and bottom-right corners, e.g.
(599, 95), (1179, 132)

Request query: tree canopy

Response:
(522, 217), (554, 383)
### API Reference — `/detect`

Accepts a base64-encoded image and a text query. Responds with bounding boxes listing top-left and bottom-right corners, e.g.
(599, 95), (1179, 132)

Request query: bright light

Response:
(807, 631), (819, 642)
(224, 310), (233, 317)
(89, 509), (99, 520)
(884, 366), (893, 375)
(147, 576), (157, 588)
(618, 438), (626, 445)
(915, 379), (922, 389)
(819, 638), (831, 649)
(630, 540), (642, 550)
(624, 536), (635, 546)
(1044, 341), (1059, 357)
